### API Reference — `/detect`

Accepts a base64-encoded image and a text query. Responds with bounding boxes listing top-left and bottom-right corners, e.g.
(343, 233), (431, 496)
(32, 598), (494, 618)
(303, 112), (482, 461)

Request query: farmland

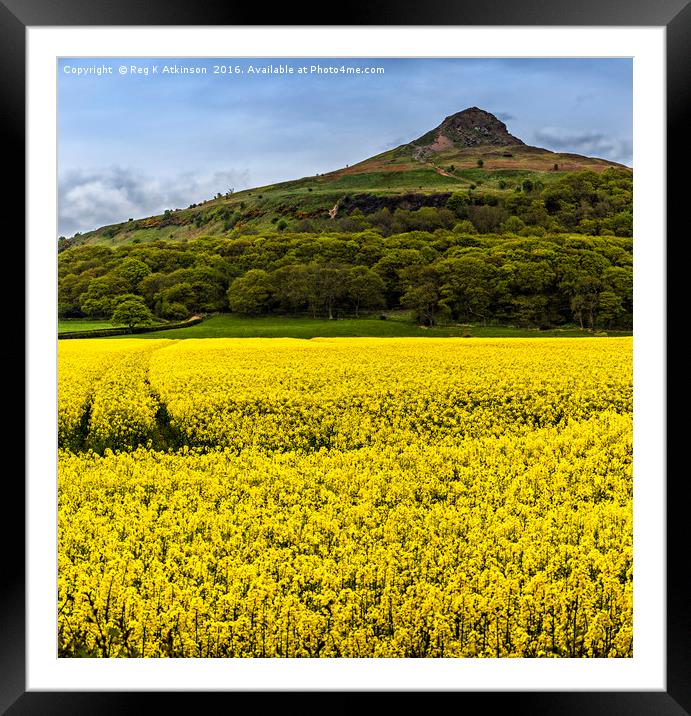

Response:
(58, 337), (632, 657)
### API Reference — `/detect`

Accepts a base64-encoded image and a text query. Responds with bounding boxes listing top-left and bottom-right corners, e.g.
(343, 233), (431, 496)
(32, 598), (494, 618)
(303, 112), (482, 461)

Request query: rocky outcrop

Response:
(411, 107), (524, 154)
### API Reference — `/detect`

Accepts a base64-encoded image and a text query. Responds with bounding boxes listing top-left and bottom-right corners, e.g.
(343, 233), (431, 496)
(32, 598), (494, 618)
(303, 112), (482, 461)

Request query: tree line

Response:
(59, 228), (632, 330)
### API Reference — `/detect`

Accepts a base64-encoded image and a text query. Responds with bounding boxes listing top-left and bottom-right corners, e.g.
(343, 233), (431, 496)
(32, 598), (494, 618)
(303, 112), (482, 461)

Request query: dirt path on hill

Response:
(429, 164), (455, 178)
(411, 145), (456, 179)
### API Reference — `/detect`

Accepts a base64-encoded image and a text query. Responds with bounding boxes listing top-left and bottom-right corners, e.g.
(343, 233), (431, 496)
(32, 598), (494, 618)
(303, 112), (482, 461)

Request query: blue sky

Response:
(58, 57), (632, 237)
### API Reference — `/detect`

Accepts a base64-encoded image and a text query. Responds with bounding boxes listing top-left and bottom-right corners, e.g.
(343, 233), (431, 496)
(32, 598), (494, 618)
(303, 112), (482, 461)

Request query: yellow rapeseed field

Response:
(58, 337), (633, 658)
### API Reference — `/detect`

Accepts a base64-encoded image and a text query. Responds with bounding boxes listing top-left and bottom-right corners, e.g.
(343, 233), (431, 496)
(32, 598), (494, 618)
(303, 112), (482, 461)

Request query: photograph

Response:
(5, 3), (681, 708)
(56, 56), (635, 659)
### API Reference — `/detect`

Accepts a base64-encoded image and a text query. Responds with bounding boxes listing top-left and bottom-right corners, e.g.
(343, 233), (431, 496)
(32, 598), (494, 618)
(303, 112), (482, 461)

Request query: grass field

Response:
(113, 314), (628, 340)
(58, 319), (123, 332)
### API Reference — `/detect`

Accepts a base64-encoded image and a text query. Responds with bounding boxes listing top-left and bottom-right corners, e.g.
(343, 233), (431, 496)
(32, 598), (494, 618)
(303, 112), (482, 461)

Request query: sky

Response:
(58, 57), (632, 237)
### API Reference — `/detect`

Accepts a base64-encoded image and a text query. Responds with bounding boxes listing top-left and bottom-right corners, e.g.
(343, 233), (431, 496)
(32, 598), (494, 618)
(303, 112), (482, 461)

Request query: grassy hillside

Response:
(63, 139), (629, 249)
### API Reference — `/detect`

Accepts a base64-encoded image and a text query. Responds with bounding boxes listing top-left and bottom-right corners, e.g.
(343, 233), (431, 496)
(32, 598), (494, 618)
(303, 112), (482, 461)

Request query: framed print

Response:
(8, 0), (682, 712)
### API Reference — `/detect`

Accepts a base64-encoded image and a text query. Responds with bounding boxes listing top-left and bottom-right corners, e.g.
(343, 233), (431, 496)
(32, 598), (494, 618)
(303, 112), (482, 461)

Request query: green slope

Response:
(63, 109), (630, 250)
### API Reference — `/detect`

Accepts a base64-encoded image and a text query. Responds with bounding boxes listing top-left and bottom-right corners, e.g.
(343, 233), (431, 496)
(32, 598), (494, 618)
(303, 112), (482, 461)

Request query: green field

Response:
(58, 319), (123, 333)
(110, 314), (628, 340)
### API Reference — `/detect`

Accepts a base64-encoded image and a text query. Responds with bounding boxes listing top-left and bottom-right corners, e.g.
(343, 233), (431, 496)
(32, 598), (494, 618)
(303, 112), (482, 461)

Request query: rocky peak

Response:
(413, 107), (524, 150)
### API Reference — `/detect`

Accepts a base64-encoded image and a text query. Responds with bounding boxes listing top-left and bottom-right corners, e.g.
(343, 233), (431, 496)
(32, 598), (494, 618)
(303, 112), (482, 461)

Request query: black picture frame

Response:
(8, 1), (679, 713)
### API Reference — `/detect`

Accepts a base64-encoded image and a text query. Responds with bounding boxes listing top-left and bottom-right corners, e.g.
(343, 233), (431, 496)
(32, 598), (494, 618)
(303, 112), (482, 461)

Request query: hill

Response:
(62, 108), (630, 249)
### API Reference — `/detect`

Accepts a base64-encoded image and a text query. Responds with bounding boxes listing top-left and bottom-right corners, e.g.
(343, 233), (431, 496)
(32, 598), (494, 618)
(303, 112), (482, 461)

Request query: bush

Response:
(501, 216), (526, 234)
(161, 302), (189, 321)
(453, 220), (477, 235)
(111, 297), (155, 329)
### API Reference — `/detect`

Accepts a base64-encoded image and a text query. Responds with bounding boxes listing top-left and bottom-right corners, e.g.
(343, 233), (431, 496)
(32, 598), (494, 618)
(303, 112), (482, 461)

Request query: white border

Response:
(27, 27), (665, 691)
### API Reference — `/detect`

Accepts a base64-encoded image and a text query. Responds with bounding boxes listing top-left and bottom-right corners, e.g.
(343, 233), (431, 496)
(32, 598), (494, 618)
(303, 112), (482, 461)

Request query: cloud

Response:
(496, 112), (517, 122)
(533, 127), (632, 165)
(58, 166), (251, 237)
